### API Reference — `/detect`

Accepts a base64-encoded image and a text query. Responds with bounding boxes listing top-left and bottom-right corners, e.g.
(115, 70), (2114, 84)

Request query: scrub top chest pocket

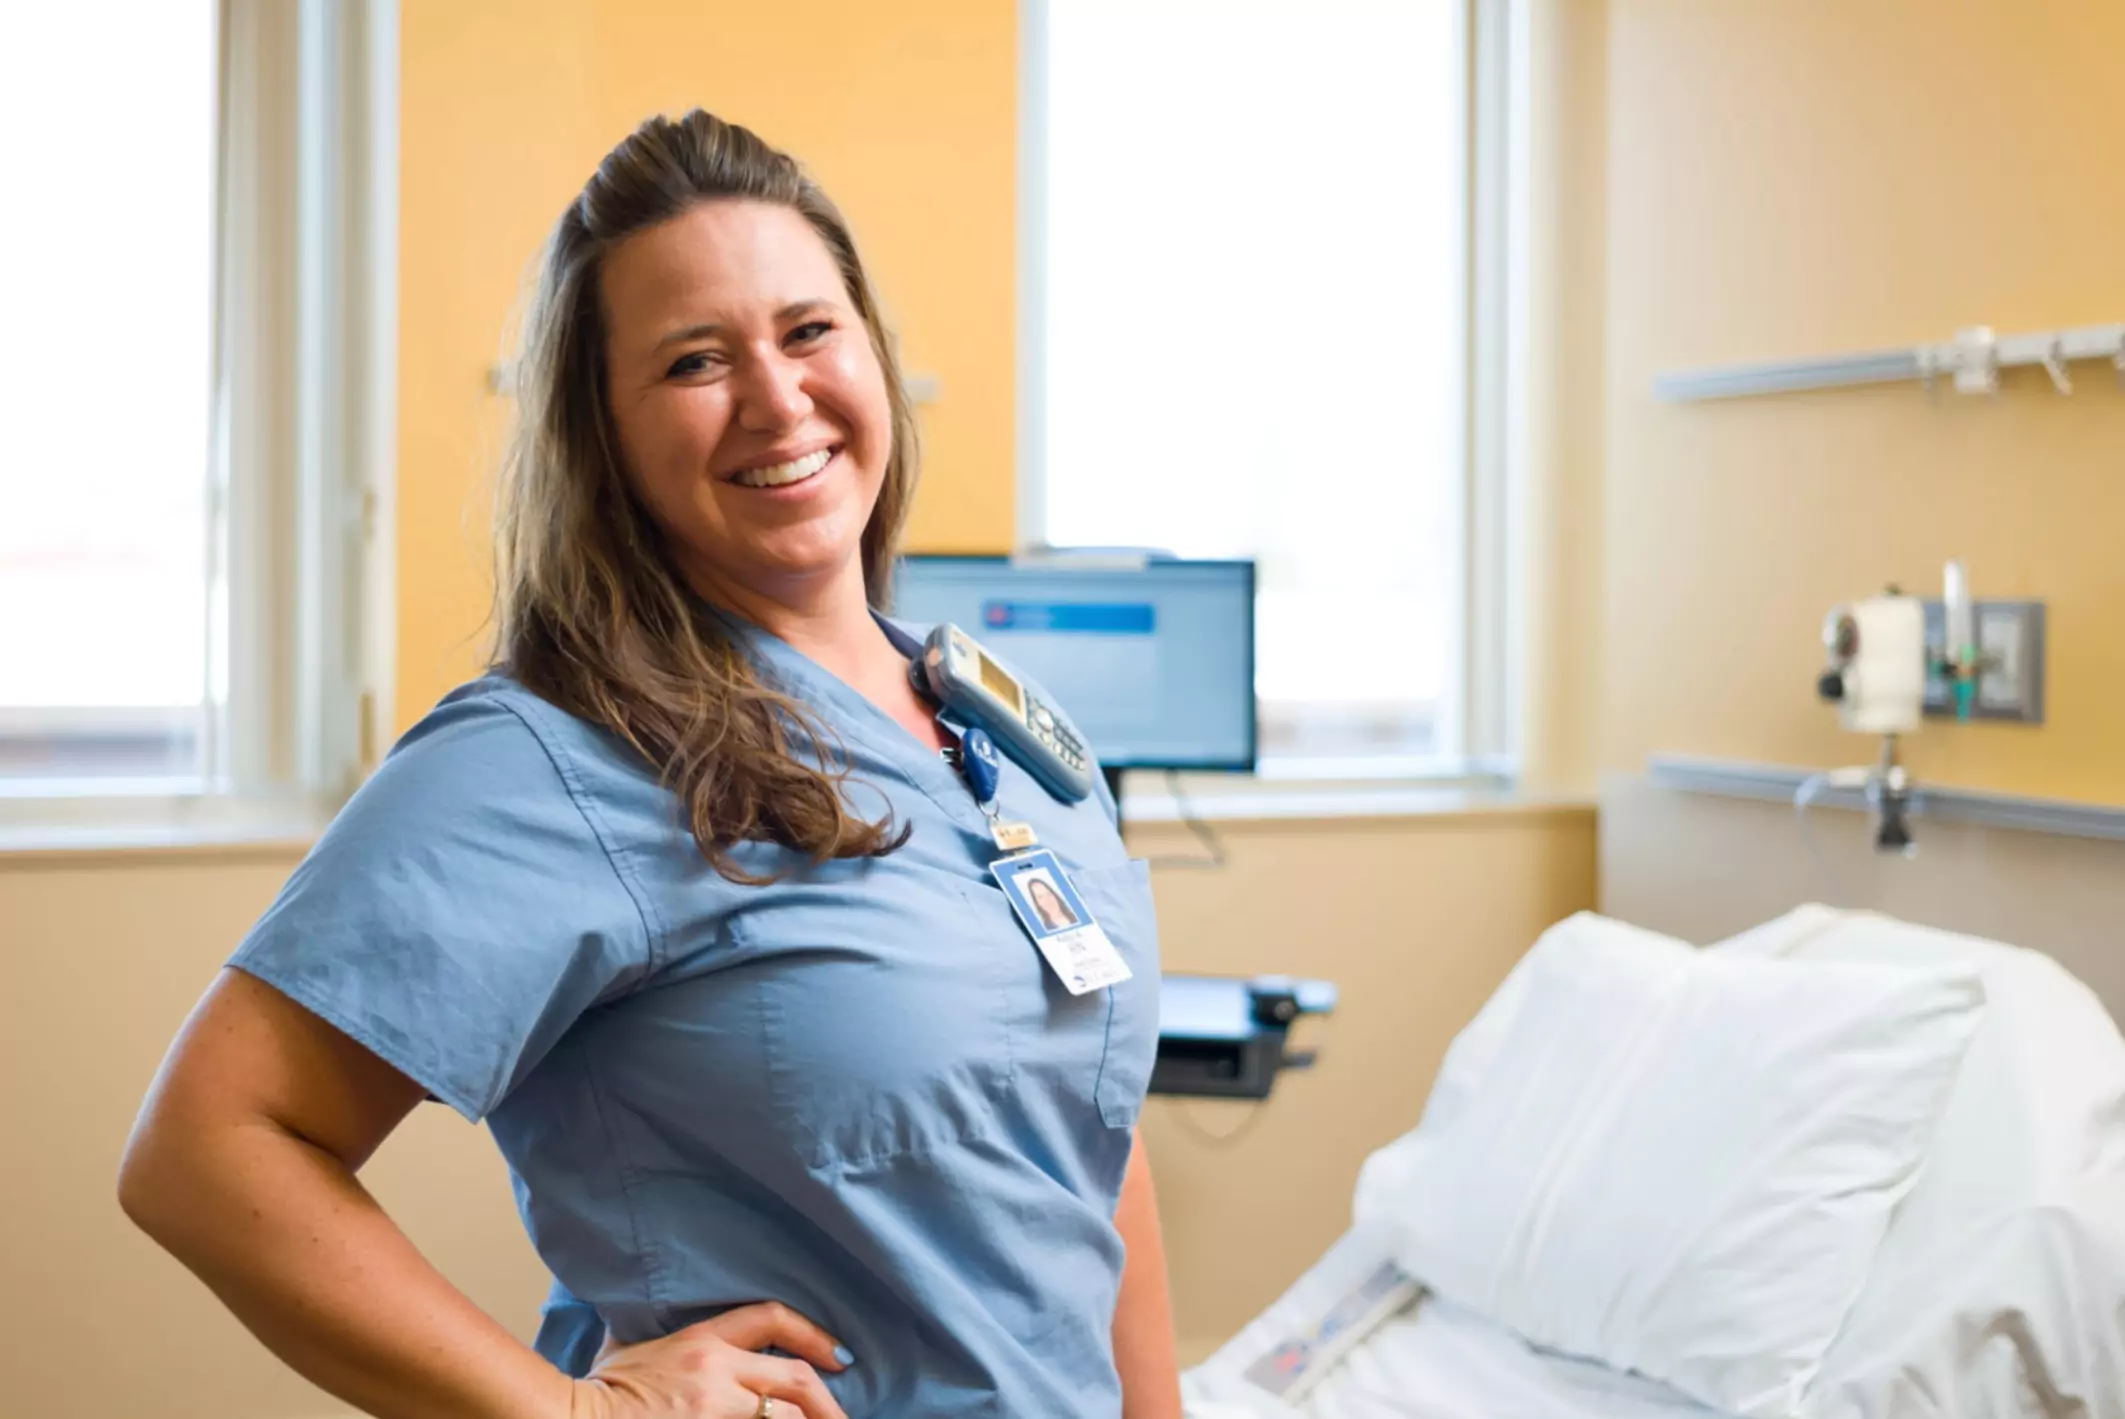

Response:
(737, 860), (1020, 1174)
(996, 856), (1162, 1132)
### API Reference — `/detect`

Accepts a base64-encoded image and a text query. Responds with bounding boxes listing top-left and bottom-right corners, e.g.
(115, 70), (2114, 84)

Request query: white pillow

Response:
(1363, 912), (1987, 1419)
(1353, 914), (1693, 1215)
(1712, 907), (2125, 1418)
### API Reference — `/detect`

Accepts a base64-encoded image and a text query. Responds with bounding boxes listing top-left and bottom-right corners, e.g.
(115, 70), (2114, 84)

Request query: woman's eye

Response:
(788, 320), (834, 346)
(666, 351), (718, 378)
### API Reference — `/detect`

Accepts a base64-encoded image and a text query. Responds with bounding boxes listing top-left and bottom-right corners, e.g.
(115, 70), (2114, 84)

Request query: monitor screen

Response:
(891, 555), (1256, 772)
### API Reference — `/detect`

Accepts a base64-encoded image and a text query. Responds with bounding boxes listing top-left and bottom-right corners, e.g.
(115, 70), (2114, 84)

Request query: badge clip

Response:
(949, 723), (1041, 855)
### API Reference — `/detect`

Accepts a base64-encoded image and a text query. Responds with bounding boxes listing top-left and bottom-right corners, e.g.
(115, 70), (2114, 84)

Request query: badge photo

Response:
(999, 858), (1089, 938)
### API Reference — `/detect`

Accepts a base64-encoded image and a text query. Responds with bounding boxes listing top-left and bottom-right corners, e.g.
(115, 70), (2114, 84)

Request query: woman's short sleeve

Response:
(228, 685), (654, 1121)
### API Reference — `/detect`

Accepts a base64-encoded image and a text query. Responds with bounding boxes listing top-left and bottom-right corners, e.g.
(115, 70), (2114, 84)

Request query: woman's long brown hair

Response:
(491, 109), (921, 883)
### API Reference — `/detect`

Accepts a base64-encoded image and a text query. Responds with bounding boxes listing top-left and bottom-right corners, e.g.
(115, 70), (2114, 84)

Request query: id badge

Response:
(988, 848), (1132, 996)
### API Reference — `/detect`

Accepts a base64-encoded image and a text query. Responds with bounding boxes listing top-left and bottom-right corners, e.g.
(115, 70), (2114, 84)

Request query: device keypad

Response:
(1029, 698), (1088, 773)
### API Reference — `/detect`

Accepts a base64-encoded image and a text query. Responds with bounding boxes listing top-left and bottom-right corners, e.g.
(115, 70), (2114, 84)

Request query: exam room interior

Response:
(6, 2), (2125, 1414)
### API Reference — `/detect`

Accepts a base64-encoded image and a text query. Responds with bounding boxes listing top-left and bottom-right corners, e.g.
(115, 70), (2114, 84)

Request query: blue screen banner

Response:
(980, 600), (1156, 635)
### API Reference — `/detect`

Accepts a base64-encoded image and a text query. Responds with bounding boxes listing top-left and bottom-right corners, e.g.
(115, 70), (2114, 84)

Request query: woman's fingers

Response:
(730, 1351), (849, 1419)
(586, 1303), (854, 1419)
(689, 1301), (852, 1374)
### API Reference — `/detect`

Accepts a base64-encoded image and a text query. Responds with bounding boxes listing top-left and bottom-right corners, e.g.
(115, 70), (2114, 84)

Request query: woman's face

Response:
(1030, 877), (1072, 926)
(600, 199), (893, 611)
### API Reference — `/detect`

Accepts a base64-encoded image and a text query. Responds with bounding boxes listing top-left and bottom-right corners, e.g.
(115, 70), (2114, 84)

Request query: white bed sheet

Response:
(1186, 1226), (1723, 1419)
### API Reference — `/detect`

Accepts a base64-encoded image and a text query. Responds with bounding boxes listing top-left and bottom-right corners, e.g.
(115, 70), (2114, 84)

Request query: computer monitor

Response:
(891, 554), (1256, 777)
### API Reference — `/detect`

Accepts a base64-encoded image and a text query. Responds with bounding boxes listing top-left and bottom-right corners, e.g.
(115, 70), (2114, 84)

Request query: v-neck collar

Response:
(711, 606), (985, 833)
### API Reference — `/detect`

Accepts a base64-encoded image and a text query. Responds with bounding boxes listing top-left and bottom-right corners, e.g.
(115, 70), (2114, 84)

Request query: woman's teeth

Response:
(732, 448), (833, 488)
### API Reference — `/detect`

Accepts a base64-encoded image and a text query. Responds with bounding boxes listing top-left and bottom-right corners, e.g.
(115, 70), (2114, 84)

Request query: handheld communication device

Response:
(912, 623), (1094, 803)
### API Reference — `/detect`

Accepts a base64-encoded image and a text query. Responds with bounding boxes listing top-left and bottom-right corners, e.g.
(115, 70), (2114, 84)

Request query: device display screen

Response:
(977, 649), (1026, 719)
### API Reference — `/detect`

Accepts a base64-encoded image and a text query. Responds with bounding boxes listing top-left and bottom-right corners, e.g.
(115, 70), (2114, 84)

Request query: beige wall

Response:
(0, 804), (1593, 1416)
(0, 849), (546, 1419)
(1599, 0), (2125, 802)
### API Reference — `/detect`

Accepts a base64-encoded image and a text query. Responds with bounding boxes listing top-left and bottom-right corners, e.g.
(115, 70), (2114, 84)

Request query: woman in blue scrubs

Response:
(119, 109), (1178, 1419)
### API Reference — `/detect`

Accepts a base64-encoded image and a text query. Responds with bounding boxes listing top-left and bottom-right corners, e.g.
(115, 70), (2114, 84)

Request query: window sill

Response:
(0, 786), (333, 866)
(1116, 759), (1594, 829)
(0, 763), (1594, 862)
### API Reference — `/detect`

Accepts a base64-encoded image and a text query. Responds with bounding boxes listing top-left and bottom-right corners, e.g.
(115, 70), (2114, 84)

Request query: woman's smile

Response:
(728, 445), (835, 489)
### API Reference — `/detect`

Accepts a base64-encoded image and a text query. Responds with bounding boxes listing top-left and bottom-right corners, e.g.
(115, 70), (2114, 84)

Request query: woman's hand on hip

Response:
(571, 1302), (853, 1419)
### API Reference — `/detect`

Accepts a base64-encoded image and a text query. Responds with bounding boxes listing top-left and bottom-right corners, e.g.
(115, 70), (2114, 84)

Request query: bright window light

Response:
(1038, 0), (1466, 763)
(0, 3), (216, 778)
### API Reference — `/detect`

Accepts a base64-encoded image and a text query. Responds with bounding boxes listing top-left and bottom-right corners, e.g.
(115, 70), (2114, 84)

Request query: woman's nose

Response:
(734, 350), (813, 431)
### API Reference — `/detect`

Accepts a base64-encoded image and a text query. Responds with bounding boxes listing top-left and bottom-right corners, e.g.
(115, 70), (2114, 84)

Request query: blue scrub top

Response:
(228, 616), (1162, 1418)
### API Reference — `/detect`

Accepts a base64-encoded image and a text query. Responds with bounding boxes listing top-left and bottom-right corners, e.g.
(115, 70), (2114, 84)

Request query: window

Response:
(1023, 0), (1481, 772)
(0, 5), (217, 783)
(0, 1), (395, 831)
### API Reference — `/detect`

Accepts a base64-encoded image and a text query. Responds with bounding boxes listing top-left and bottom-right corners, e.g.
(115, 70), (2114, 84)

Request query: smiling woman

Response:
(495, 119), (930, 880)
(120, 109), (1178, 1419)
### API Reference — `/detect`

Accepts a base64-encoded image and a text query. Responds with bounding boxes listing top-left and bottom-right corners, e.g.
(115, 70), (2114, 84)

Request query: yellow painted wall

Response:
(396, 0), (1019, 732)
(1600, 1), (2125, 802)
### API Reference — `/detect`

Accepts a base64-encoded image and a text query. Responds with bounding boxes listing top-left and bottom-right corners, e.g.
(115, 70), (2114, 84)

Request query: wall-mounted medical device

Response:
(1815, 561), (2046, 852)
(1152, 973), (1338, 1100)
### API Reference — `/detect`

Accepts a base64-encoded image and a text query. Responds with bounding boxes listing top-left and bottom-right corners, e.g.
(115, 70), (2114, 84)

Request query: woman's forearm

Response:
(121, 1115), (571, 1419)
(1112, 1128), (1184, 1419)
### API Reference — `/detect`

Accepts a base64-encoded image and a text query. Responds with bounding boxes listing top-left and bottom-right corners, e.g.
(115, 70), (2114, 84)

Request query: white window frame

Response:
(1015, 0), (1525, 789)
(0, 0), (397, 852)
(1468, 0), (1525, 775)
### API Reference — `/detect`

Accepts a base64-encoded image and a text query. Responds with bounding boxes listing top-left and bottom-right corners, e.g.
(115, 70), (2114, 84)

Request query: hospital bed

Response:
(1189, 1226), (1716, 1419)
(1180, 774), (2125, 1419)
